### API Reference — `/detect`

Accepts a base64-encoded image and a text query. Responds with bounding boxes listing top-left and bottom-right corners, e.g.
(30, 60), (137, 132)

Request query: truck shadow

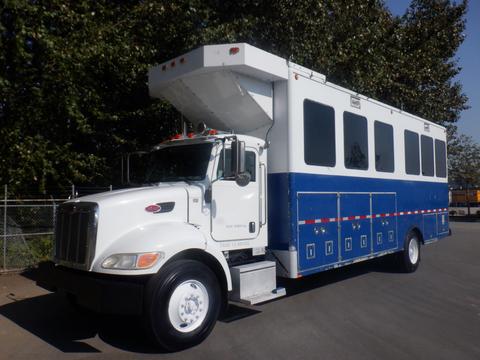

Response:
(1, 256), (399, 354)
(278, 255), (402, 298)
(0, 291), (161, 353)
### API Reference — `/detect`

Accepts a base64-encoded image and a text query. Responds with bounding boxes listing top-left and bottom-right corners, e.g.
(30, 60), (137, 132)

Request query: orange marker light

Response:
(137, 253), (160, 269)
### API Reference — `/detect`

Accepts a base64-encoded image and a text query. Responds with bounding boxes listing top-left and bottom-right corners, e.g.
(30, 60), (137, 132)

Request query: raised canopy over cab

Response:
(148, 43), (288, 137)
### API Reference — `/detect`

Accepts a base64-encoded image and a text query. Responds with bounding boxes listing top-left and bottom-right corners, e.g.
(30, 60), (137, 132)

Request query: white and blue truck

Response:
(38, 43), (449, 350)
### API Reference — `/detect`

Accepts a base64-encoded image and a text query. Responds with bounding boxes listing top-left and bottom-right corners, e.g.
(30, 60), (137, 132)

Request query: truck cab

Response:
(40, 130), (280, 350)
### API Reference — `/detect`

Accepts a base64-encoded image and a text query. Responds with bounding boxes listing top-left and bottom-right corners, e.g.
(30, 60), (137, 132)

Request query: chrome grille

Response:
(54, 202), (98, 268)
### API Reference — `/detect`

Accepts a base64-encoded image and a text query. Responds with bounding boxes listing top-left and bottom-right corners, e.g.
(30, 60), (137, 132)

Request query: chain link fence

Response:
(0, 184), (114, 272)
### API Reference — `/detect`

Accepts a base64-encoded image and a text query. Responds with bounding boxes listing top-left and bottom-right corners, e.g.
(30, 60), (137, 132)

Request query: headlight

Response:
(101, 252), (164, 270)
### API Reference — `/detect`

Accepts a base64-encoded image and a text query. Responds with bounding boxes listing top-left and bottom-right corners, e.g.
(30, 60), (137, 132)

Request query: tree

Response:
(448, 134), (480, 215)
(0, 0), (469, 195)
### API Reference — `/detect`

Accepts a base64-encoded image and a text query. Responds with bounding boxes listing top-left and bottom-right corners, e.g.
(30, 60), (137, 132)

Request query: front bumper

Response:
(36, 261), (149, 315)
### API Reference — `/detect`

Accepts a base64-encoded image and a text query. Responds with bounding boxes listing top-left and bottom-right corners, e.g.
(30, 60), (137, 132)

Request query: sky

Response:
(385, 0), (480, 143)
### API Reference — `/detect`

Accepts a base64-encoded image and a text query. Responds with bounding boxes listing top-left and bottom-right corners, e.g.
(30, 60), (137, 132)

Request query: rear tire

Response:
(398, 230), (421, 273)
(143, 260), (221, 351)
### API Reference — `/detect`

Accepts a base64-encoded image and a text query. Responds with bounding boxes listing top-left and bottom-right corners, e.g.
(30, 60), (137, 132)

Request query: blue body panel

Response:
(268, 172), (449, 276)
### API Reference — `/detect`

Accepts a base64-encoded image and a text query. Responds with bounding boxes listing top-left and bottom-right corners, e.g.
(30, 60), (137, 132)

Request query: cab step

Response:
(229, 260), (286, 305)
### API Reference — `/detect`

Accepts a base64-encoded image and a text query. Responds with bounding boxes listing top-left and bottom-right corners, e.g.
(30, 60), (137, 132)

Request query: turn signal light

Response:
(137, 253), (161, 269)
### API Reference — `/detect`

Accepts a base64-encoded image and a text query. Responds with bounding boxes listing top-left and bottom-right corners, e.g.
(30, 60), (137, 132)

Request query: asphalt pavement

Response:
(1, 221), (479, 360)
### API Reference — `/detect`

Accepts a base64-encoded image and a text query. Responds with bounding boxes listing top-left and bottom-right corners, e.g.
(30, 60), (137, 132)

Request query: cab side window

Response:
(217, 149), (256, 181)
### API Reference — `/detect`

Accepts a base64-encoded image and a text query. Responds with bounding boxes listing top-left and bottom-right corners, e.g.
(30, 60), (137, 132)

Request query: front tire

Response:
(143, 260), (221, 351)
(398, 230), (421, 273)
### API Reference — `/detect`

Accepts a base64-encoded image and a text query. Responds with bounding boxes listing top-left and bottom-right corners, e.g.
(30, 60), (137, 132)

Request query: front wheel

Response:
(143, 260), (221, 351)
(398, 231), (421, 273)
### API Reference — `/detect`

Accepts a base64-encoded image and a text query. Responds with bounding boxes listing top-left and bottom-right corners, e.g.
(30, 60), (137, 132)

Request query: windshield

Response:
(144, 142), (213, 183)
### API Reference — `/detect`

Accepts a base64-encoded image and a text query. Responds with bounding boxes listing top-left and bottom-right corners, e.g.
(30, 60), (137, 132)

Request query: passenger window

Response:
(404, 130), (420, 175)
(421, 135), (434, 176)
(344, 112), (368, 170)
(374, 121), (394, 172)
(217, 149), (256, 181)
(303, 99), (336, 167)
(435, 139), (447, 178)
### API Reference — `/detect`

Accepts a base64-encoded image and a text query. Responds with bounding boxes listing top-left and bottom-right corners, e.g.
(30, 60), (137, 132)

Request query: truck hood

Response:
(68, 183), (203, 267)
(78, 182), (190, 205)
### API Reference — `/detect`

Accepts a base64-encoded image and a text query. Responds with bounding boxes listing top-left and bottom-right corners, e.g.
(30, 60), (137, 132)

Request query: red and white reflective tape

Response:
(298, 207), (448, 225)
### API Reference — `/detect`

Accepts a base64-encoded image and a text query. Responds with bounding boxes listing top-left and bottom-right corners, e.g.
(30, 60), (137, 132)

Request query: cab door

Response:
(211, 147), (260, 241)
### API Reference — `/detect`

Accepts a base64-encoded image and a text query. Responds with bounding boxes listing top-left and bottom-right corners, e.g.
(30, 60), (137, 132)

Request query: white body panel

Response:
(279, 67), (448, 183)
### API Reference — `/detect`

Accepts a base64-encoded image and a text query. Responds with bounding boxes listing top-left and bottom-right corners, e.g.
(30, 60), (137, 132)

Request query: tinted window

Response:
(303, 100), (336, 166)
(145, 143), (213, 182)
(217, 149), (256, 181)
(374, 121), (394, 172)
(435, 139), (447, 178)
(404, 130), (420, 175)
(344, 112), (368, 170)
(421, 135), (434, 176)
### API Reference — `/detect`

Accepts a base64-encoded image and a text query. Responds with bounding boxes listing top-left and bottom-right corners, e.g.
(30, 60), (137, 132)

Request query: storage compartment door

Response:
(423, 214), (437, 240)
(297, 193), (338, 271)
(437, 211), (449, 235)
(339, 194), (371, 261)
(372, 193), (397, 253)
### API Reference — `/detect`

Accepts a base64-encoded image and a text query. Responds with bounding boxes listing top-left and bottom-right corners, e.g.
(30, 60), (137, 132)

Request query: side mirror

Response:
(204, 187), (212, 203)
(231, 139), (250, 187)
(231, 139), (246, 175)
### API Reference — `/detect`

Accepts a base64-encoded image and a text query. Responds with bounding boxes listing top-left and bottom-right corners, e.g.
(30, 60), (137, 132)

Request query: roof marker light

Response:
(170, 60), (175, 67)
(229, 47), (240, 55)
(180, 57), (185, 64)
(162, 65), (166, 71)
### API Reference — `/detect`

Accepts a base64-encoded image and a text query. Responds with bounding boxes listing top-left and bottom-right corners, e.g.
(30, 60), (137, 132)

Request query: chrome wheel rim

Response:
(168, 280), (209, 333)
(408, 237), (419, 264)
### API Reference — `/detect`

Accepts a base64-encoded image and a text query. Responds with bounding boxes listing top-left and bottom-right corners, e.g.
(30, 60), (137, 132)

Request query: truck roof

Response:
(149, 43), (286, 136)
(149, 43), (445, 134)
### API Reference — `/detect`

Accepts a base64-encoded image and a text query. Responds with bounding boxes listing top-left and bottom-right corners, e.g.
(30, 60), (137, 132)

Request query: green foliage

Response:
(448, 133), (480, 188)
(0, 234), (52, 269)
(0, 0), (469, 194)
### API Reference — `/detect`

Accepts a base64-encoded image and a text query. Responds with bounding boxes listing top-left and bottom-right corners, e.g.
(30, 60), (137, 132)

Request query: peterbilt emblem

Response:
(145, 204), (162, 213)
(145, 202), (175, 214)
